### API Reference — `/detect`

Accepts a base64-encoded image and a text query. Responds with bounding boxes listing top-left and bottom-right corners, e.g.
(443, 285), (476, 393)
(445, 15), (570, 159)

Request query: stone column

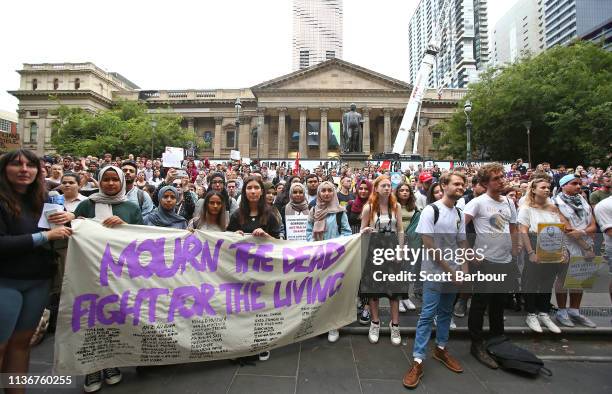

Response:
(239, 116), (251, 156)
(298, 107), (307, 159)
(362, 107), (370, 156)
(16, 109), (26, 145)
(39, 109), (48, 155)
(383, 108), (392, 152)
(186, 117), (195, 133)
(256, 107), (267, 159)
(277, 107), (287, 158)
(319, 107), (328, 159)
(213, 117), (223, 158)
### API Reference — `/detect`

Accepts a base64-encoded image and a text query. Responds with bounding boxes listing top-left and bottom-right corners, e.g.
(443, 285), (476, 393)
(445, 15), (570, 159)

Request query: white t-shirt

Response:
(415, 189), (427, 210)
(456, 197), (466, 210)
(517, 205), (562, 234)
(594, 196), (612, 258)
(416, 200), (467, 276)
(464, 194), (517, 263)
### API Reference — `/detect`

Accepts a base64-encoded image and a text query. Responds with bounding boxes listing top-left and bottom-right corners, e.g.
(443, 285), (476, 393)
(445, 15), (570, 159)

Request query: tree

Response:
(438, 42), (612, 167)
(51, 100), (195, 158)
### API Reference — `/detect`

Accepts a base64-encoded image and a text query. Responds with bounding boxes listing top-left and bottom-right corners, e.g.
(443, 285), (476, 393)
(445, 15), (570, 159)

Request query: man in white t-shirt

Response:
(464, 163), (518, 370)
(593, 195), (612, 304)
(403, 172), (469, 389)
(553, 174), (597, 328)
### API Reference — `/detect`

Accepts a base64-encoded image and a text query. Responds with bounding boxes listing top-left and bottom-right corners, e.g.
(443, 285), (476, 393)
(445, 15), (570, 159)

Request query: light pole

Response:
(257, 117), (262, 164)
(523, 120), (532, 168)
(234, 98), (242, 151)
(464, 100), (472, 166)
(150, 118), (157, 160)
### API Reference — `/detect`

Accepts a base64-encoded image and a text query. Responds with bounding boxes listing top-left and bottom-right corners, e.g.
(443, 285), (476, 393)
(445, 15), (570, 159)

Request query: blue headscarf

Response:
(145, 186), (187, 229)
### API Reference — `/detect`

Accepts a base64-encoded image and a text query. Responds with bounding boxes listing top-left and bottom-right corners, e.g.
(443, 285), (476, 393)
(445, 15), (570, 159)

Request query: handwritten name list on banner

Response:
(54, 219), (361, 375)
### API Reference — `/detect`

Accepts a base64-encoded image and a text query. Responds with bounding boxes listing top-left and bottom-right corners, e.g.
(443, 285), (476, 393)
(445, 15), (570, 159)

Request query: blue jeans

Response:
(412, 281), (457, 360)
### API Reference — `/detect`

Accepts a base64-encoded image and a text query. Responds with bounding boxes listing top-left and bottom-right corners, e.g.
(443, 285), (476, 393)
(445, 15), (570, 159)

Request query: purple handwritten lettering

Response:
(72, 293), (98, 332)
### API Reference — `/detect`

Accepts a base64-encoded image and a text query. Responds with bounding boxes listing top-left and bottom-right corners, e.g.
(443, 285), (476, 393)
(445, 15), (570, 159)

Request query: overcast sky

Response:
(1, 0), (518, 112)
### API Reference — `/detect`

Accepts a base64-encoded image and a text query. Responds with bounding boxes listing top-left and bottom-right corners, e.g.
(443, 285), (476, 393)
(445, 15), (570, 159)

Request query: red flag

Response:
(293, 152), (300, 176)
(379, 160), (391, 172)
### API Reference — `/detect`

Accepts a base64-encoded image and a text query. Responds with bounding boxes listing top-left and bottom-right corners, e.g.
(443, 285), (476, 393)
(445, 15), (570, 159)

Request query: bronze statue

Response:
(341, 104), (363, 153)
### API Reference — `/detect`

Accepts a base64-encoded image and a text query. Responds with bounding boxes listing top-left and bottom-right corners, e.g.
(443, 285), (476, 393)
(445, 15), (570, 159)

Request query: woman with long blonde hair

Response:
(518, 176), (569, 334)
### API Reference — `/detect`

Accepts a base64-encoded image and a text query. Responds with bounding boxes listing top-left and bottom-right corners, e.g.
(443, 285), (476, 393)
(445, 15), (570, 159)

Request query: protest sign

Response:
(563, 256), (608, 291)
(54, 220), (361, 374)
(390, 172), (402, 189)
(285, 215), (309, 241)
(536, 223), (565, 263)
(0, 132), (20, 153)
(230, 150), (241, 161)
(162, 147), (184, 168)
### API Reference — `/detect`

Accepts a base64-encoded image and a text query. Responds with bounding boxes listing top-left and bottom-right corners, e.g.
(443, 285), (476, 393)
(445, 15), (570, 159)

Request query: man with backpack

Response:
(403, 171), (470, 389)
(121, 160), (154, 221)
(464, 163), (519, 370)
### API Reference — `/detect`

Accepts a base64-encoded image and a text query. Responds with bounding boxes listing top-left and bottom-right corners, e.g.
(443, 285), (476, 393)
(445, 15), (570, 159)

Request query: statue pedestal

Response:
(340, 152), (370, 169)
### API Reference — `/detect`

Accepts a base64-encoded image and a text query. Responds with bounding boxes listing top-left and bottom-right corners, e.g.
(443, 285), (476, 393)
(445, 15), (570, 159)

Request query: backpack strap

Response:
(431, 203), (462, 229)
(432, 203), (440, 225)
(336, 211), (343, 234)
(136, 189), (144, 210)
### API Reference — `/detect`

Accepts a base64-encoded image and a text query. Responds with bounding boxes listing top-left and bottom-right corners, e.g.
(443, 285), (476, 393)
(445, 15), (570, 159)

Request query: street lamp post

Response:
(523, 120), (532, 168)
(464, 100), (472, 166)
(150, 118), (157, 160)
(234, 98), (242, 151)
(257, 118), (262, 164)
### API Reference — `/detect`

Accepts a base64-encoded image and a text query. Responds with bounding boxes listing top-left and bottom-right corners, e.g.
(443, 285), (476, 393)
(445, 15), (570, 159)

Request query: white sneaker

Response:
(399, 301), (407, 313)
(526, 313), (543, 333)
(368, 321), (380, 344)
(328, 329), (340, 343)
(450, 318), (457, 330)
(389, 323), (401, 346)
(538, 313), (561, 334)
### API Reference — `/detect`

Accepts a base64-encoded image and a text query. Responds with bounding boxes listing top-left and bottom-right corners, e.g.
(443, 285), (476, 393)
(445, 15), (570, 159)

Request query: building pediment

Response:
(252, 58), (412, 93)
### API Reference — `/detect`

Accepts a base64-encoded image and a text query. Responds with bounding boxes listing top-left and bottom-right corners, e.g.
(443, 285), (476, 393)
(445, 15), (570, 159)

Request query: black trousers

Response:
(468, 260), (516, 343)
(522, 258), (559, 314)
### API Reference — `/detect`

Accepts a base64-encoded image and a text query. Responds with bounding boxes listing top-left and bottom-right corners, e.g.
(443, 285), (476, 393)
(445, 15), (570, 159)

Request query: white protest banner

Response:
(285, 215), (309, 241)
(54, 220), (361, 375)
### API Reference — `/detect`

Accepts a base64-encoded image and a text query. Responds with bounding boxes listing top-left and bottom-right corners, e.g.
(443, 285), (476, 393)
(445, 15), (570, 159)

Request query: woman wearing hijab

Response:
(306, 181), (352, 343)
(144, 186), (187, 229)
(346, 179), (372, 234)
(73, 165), (142, 393)
(346, 178), (374, 325)
(282, 182), (310, 240)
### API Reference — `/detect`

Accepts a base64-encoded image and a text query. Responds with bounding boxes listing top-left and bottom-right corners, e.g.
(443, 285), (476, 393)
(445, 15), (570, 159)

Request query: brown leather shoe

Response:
(433, 347), (463, 373)
(471, 341), (498, 369)
(402, 361), (423, 389)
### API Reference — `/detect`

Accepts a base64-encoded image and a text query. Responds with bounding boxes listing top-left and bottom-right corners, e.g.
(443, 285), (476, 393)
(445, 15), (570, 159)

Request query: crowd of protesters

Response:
(1, 149), (610, 392)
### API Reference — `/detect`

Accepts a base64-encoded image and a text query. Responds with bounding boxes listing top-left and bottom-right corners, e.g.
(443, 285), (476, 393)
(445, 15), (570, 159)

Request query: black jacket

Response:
(0, 198), (56, 279)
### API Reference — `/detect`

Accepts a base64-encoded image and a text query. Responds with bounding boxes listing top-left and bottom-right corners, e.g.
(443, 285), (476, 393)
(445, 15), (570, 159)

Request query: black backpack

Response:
(486, 336), (552, 376)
